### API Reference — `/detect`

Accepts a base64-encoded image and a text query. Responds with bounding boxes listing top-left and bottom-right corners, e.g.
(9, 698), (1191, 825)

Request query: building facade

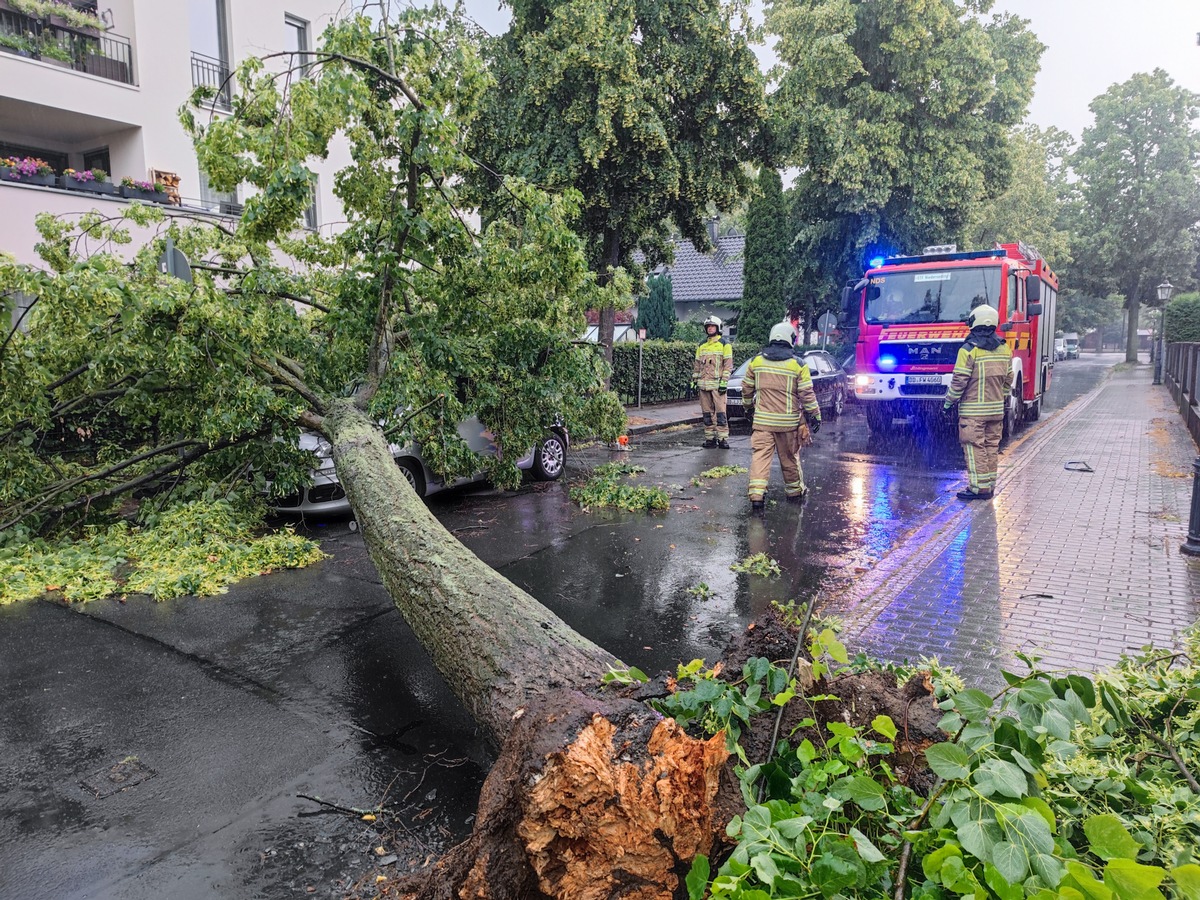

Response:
(0, 0), (350, 265)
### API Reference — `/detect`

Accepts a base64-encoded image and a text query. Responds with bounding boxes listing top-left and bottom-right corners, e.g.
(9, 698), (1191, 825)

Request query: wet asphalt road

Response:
(0, 352), (1119, 899)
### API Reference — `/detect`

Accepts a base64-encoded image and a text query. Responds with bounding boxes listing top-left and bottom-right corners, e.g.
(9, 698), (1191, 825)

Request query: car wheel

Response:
(395, 457), (426, 498)
(829, 386), (845, 419)
(532, 433), (566, 481)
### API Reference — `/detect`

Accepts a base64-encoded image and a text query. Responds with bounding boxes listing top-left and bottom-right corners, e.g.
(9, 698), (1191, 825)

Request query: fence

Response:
(1164, 342), (1200, 446)
(0, 8), (133, 85)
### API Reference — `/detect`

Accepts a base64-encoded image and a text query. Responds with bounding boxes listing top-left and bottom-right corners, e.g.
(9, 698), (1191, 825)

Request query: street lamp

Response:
(1153, 280), (1173, 385)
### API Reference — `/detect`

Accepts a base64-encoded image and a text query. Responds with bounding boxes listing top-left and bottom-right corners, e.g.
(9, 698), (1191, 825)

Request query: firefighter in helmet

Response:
(742, 322), (821, 511)
(943, 304), (1013, 500)
(691, 315), (734, 449)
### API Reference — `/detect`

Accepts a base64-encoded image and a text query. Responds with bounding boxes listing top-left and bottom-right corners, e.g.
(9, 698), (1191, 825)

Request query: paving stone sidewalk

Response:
(825, 365), (1200, 688)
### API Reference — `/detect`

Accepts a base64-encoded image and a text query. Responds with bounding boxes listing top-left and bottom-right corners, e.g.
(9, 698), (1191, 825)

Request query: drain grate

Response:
(81, 757), (156, 798)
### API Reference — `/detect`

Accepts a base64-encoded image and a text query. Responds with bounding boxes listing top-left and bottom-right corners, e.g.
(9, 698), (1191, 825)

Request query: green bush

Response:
(612, 341), (855, 405)
(1166, 292), (1200, 343)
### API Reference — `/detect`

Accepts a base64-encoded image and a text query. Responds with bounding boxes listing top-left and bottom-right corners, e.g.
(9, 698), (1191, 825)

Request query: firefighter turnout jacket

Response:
(944, 337), (1014, 419)
(742, 345), (821, 431)
(693, 336), (733, 390)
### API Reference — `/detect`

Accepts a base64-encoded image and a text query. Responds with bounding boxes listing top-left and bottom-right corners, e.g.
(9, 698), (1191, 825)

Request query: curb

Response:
(625, 415), (703, 436)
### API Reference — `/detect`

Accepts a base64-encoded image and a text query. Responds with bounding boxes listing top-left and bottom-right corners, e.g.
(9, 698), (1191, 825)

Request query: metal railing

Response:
(190, 51), (231, 109)
(0, 8), (134, 85)
(1163, 342), (1200, 447)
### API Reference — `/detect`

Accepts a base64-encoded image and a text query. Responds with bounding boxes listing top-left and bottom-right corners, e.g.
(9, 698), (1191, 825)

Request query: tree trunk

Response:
(323, 400), (618, 747)
(1125, 299), (1140, 363)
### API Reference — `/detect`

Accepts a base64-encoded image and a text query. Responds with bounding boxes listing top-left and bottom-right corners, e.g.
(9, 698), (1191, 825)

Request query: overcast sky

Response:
(458, 0), (1200, 140)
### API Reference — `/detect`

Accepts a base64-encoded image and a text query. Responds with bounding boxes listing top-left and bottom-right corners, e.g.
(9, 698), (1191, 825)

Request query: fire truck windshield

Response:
(864, 267), (1002, 326)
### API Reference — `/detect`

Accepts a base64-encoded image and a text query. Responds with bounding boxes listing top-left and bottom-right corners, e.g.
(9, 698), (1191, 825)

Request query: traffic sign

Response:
(817, 312), (837, 335)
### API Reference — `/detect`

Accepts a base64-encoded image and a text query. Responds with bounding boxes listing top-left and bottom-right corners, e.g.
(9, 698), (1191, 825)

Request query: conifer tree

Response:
(740, 168), (788, 345)
(638, 274), (675, 340)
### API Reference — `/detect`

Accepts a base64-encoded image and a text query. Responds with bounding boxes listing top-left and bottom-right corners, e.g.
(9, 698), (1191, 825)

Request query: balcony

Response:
(190, 51), (231, 110)
(0, 5), (134, 85)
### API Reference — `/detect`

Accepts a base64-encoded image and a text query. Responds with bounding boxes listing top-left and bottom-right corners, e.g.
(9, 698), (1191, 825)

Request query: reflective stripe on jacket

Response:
(742, 350), (820, 432)
(692, 336), (733, 389)
(945, 343), (1013, 418)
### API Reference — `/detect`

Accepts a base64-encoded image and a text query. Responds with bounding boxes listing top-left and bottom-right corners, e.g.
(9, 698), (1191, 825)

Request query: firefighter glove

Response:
(806, 415), (821, 434)
(942, 403), (956, 420)
(718, 383), (727, 394)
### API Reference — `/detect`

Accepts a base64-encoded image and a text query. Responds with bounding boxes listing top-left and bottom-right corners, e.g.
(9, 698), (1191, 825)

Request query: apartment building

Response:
(0, 0), (351, 265)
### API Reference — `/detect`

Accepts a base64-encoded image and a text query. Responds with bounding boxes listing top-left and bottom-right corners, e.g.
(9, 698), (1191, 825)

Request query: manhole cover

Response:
(81, 757), (156, 798)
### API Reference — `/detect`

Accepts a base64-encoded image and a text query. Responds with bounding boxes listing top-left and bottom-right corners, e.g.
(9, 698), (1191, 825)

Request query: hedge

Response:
(612, 340), (853, 405)
(1166, 292), (1200, 343)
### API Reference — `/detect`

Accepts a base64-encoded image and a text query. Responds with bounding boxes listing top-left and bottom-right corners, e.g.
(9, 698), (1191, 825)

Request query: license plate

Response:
(906, 375), (942, 385)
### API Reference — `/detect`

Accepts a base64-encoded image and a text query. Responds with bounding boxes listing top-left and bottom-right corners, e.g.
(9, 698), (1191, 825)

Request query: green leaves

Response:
(925, 742), (973, 780)
(1083, 815), (1142, 862)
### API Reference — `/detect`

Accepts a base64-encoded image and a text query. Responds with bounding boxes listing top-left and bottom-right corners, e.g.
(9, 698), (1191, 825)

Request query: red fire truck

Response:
(842, 242), (1059, 439)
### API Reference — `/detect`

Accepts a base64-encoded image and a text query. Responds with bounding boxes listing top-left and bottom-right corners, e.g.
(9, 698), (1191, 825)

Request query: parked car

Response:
(270, 417), (569, 516)
(726, 349), (848, 421)
(1054, 338), (1066, 361)
(1063, 333), (1080, 359)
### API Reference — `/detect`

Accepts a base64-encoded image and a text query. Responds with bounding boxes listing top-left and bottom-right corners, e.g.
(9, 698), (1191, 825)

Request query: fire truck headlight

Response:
(878, 355), (897, 371)
(855, 374), (872, 387)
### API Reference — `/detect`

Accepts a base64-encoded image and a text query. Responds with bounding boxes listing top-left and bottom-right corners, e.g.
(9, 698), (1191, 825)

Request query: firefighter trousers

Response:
(698, 389), (728, 440)
(958, 416), (1002, 494)
(748, 428), (806, 500)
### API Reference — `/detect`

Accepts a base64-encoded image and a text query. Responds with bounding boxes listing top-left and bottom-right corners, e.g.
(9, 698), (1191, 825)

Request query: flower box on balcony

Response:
(60, 173), (117, 195)
(0, 168), (56, 187)
(120, 184), (169, 203)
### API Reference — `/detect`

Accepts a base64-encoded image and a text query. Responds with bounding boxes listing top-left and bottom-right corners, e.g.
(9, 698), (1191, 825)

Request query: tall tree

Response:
(637, 274), (675, 340)
(1056, 293), (1122, 342)
(767, 0), (1043, 296)
(739, 167), (790, 345)
(1071, 70), (1200, 362)
(966, 125), (1073, 268)
(470, 0), (766, 364)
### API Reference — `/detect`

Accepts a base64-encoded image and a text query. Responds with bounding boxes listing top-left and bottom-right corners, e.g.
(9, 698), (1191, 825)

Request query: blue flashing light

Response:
(868, 256), (886, 269)
(878, 355), (897, 371)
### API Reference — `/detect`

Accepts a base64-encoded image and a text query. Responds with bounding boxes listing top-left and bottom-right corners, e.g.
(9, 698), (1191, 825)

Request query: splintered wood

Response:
(514, 714), (727, 900)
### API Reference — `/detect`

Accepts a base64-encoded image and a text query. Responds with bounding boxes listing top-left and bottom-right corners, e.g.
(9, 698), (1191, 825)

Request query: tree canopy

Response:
(469, 0), (766, 359)
(767, 0), (1044, 295)
(0, 7), (626, 742)
(637, 274), (676, 341)
(1070, 69), (1200, 361)
(739, 167), (790, 345)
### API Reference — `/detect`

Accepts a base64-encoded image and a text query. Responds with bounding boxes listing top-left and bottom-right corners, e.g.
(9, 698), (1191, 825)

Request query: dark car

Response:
(726, 349), (848, 421)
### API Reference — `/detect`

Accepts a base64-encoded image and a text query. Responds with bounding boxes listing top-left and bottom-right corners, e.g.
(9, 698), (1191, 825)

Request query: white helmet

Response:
(968, 305), (999, 328)
(769, 322), (797, 344)
(703, 315), (723, 330)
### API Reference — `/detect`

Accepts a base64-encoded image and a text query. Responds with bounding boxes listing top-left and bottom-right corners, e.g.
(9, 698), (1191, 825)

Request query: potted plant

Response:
(119, 176), (169, 203)
(0, 156), (57, 187)
(0, 31), (37, 58)
(60, 167), (116, 195)
(37, 37), (76, 69)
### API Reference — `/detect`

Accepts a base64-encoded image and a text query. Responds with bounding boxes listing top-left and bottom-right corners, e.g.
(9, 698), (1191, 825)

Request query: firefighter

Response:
(943, 304), (1013, 500)
(691, 315), (734, 449)
(742, 322), (821, 511)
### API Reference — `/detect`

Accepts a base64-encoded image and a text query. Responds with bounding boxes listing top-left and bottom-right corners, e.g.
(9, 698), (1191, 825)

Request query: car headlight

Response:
(855, 374), (872, 387)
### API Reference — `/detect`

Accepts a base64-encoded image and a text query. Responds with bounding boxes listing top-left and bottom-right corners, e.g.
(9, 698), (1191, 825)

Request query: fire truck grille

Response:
(880, 340), (963, 366)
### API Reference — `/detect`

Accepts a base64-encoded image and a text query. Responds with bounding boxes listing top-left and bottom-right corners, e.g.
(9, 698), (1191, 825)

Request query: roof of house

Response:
(655, 233), (745, 303)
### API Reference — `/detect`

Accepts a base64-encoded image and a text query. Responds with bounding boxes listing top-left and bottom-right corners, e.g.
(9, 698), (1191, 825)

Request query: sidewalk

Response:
(825, 364), (1200, 688)
(624, 399), (700, 434)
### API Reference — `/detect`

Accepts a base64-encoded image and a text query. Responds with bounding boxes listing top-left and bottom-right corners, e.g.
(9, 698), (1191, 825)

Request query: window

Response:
(190, 0), (231, 107)
(303, 174), (318, 229)
(285, 14), (310, 76)
(198, 167), (238, 215)
(82, 148), (110, 174)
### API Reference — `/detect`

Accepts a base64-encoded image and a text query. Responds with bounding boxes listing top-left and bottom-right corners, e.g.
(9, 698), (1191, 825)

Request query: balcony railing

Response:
(0, 7), (134, 85)
(190, 51), (231, 110)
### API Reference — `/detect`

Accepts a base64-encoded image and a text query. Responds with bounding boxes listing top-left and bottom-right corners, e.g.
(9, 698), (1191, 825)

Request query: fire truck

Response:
(842, 242), (1059, 439)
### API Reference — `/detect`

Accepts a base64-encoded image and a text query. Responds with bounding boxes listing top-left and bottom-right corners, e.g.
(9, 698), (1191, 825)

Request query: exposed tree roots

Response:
(393, 611), (948, 900)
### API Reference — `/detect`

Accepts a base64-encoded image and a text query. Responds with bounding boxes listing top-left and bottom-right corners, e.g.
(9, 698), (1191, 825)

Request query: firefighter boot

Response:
(702, 438), (717, 449)
(717, 439), (731, 450)
(750, 499), (765, 513)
